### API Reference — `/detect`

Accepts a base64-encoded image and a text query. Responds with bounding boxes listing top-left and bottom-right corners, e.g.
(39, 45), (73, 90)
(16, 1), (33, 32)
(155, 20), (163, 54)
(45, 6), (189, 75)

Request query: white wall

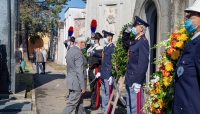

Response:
(57, 7), (85, 65)
(85, 0), (136, 45)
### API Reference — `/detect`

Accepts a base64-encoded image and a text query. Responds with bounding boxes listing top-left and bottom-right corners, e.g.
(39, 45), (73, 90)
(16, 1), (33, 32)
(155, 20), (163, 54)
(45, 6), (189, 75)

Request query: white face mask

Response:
(104, 38), (109, 45)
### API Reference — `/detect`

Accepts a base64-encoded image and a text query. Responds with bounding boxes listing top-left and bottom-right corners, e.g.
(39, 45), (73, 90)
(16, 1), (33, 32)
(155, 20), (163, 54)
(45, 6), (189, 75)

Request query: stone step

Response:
(0, 99), (32, 111)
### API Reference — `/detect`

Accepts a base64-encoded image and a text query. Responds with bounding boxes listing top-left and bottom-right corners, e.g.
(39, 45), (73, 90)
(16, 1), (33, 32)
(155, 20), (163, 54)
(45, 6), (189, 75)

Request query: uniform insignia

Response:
(143, 37), (147, 40)
(177, 66), (184, 77)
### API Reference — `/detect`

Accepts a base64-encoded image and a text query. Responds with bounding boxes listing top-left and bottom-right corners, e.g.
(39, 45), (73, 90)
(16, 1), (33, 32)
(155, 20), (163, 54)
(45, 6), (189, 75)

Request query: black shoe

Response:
(85, 105), (92, 109)
(35, 73), (39, 74)
(90, 107), (99, 110)
(40, 73), (44, 75)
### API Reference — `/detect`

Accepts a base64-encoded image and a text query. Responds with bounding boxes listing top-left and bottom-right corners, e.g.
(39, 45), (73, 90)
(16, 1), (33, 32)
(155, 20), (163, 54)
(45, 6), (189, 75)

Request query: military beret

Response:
(133, 16), (150, 27)
(102, 30), (114, 37)
(70, 36), (75, 42)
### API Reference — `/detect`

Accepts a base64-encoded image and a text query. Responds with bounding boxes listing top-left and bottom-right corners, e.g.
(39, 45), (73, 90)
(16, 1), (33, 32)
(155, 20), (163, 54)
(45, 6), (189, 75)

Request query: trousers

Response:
(61, 90), (86, 114)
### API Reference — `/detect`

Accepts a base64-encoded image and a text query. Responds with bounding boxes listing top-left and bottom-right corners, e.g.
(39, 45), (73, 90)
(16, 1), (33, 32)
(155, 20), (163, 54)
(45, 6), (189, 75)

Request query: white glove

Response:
(95, 72), (101, 78)
(108, 76), (114, 85)
(131, 83), (141, 93)
(124, 24), (133, 33)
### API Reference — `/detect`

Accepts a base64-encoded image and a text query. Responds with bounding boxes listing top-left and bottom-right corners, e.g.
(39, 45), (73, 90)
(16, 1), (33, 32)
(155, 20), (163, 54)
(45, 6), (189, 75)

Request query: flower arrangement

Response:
(111, 23), (134, 79)
(143, 22), (193, 114)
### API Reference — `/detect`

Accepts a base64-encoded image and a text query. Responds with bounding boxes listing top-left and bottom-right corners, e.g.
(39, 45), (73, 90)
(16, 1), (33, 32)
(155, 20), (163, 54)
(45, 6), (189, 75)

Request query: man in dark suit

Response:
(172, 1), (200, 114)
(122, 16), (150, 114)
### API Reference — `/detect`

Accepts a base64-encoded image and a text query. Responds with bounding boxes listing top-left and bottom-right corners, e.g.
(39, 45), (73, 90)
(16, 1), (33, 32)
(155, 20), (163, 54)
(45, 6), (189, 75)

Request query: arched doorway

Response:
(139, 0), (159, 81)
(28, 37), (44, 56)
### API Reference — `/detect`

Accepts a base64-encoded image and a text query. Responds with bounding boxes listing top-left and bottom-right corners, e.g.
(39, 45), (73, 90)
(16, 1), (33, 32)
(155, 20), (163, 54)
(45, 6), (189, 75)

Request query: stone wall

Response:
(0, 0), (18, 93)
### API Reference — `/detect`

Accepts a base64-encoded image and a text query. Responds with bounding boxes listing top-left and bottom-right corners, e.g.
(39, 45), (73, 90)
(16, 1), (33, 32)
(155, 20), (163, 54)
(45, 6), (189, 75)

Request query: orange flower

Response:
(167, 47), (175, 55)
(170, 40), (177, 47)
(171, 30), (181, 40)
(162, 70), (170, 77)
(159, 62), (165, 71)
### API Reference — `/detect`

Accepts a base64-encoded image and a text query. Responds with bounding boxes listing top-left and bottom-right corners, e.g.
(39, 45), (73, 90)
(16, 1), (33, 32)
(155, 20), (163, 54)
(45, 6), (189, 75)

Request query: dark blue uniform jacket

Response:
(122, 32), (149, 87)
(100, 43), (115, 79)
(172, 35), (200, 114)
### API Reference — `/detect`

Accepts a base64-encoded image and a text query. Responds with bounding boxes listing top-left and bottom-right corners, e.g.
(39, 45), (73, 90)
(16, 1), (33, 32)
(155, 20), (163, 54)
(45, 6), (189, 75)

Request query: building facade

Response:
(84, 0), (195, 81)
(57, 7), (85, 65)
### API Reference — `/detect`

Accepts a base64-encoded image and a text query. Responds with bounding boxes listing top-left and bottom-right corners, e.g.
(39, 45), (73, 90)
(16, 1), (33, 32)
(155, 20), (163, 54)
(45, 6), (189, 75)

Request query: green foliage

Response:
(111, 22), (134, 79)
(20, 0), (68, 36)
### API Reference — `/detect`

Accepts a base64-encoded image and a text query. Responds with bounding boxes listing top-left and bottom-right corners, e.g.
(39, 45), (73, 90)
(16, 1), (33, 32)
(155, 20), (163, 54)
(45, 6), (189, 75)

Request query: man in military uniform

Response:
(64, 36), (75, 50)
(172, 1), (200, 114)
(96, 30), (115, 114)
(85, 32), (103, 110)
(122, 16), (150, 114)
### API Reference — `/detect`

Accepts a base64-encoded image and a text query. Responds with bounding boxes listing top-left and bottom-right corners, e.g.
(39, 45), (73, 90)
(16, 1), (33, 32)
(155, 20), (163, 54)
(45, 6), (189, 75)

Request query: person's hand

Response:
(108, 76), (114, 85)
(124, 24), (133, 33)
(131, 83), (141, 93)
(81, 88), (86, 94)
(95, 72), (101, 78)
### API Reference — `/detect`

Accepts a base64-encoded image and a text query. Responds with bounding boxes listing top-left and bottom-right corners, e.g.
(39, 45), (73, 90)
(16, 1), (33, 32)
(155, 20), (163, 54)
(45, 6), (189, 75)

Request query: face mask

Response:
(131, 27), (138, 35)
(81, 46), (86, 50)
(104, 38), (109, 45)
(67, 42), (70, 46)
(90, 40), (95, 45)
(184, 19), (198, 33)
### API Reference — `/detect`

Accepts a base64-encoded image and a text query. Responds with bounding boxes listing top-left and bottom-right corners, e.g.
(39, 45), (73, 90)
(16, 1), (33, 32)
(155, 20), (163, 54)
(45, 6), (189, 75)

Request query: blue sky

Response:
(59, 0), (86, 21)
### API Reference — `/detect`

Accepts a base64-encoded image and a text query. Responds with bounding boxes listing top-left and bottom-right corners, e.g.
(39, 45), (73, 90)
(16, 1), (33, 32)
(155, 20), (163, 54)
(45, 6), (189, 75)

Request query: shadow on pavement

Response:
(33, 73), (65, 89)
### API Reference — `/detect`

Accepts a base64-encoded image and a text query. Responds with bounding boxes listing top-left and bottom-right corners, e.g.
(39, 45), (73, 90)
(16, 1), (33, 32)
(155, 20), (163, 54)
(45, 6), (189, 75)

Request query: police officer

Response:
(122, 16), (150, 114)
(172, 1), (200, 114)
(85, 32), (103, 110)
(96, 30), (115, 114)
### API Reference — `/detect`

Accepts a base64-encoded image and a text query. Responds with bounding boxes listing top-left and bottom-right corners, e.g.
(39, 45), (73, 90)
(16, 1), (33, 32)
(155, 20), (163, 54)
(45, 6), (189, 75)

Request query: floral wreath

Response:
(143, 22), (193, 114)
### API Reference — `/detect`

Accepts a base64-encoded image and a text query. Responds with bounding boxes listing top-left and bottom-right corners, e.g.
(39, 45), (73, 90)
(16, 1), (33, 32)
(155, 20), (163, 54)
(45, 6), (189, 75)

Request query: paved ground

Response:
(33, 63), (125, 114)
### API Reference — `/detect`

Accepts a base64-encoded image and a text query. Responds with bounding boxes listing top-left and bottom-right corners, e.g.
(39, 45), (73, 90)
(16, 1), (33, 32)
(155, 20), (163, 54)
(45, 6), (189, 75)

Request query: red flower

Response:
(171, 30), (181, 40)
(170, 40), (177, 47)
(155, 109), (163, 114)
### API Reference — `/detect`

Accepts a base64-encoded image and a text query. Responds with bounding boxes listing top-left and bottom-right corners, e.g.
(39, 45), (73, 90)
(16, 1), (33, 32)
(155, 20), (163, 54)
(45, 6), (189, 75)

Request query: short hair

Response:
(75, 35), (86, 43)
(140, 25), (147, 33)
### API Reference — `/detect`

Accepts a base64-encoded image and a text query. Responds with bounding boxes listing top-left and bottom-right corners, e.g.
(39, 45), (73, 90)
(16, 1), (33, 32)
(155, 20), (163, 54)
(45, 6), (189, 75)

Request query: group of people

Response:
(62, 15), (149, 114)
(32, 47), (47, 74)
(62, 1), (200, 114)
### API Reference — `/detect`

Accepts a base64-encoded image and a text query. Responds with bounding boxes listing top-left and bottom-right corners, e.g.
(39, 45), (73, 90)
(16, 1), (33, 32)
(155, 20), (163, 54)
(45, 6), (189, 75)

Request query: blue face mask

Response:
(81, 46), (86, 50)
(67, 42), (70, 46)
(131, 27), (138, 35)
(184, 19), (198, 33)
(90, 40), (95, 45)
(104, 38), (109, 45)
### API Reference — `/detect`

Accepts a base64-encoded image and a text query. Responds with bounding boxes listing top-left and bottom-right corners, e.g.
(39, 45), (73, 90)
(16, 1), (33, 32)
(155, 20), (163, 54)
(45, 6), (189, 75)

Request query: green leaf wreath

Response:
(111, 22), (135, 79)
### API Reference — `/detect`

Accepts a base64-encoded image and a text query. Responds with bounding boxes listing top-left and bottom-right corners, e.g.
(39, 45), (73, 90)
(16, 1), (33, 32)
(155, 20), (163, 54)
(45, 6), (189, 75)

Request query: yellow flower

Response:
(177, 34), (188, 41)
(155, 82), (161, 94)
(165, 62), (173, 71)
(171, 50), (180, 60)
(175, 41), (184, 49)
(163, 76), (173, 87)
(169, 35), (172, 40)
(158, 99), (165, 109)
(179, 28), (186, 33)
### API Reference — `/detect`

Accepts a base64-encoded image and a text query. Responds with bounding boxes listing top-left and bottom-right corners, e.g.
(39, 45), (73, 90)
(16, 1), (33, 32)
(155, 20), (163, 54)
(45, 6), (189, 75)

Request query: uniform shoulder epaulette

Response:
(142, 37), (147, 40)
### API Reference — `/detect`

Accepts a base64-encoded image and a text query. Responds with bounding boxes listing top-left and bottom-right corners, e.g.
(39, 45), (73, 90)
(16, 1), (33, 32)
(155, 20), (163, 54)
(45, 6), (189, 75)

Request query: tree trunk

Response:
(21, 21), (28, 60)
